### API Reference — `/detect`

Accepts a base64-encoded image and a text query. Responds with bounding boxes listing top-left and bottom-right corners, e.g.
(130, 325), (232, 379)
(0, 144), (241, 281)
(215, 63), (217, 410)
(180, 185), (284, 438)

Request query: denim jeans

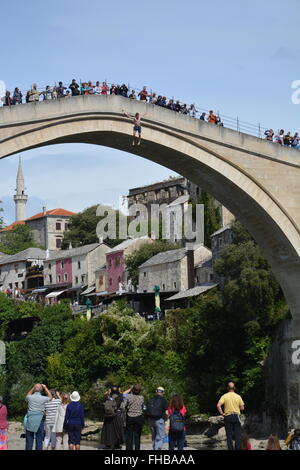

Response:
(149, 418), (166, 450)
(44, 423), (57, 449)
(25, 419), (44, 450)
(168, 430), (185, 450)
(224, 414), (241, 450)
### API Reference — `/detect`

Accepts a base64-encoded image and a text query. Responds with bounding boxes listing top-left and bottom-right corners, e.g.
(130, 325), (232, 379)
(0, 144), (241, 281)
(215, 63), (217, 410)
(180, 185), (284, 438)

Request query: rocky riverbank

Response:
(5, 415), (288, 451)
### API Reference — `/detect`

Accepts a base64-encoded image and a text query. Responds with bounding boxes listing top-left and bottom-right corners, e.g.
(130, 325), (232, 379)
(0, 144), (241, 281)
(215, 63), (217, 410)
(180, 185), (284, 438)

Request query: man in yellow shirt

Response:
(217, 381), (244, 450)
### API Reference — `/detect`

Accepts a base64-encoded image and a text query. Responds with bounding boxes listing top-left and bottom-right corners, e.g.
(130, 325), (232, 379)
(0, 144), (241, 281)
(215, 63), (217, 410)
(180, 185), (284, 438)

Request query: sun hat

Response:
(156, 387), (165, 393)
(70, 391), (80, 402)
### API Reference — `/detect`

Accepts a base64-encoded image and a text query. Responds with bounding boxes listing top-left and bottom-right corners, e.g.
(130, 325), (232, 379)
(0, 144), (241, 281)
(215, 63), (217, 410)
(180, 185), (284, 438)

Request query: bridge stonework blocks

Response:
(0, 95), (300, 431)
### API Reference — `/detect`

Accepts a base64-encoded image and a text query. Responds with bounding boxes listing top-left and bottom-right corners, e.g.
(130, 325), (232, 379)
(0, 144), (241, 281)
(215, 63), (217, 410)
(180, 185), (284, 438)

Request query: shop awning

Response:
(31, 288), (48, 293)
(85, 291), (108, 297)
(81, 285), (95, 296)
(45, 290), (66, 299)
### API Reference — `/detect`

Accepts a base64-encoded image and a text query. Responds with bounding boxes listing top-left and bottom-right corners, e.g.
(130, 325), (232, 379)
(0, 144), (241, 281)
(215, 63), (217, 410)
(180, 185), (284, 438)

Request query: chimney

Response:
(42, 206), (46, 216)
(186, 243), (195, 289)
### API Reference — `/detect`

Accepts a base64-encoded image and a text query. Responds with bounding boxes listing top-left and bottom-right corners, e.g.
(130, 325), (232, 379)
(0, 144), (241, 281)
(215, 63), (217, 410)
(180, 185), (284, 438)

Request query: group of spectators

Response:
(264, 128), (299, 149)
(1, 381), (300, 451)
(2, 80), (299, 147)
(1, 79), (224, 126)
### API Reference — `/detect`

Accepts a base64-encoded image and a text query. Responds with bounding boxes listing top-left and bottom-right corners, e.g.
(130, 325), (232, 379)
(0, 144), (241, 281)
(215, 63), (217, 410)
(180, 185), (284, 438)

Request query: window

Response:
(49, 274), (52, 284)
(115, 257), (120, 266)
(75, 276), (79, 284)
(210, 274), (214, 281)
(109, 278), (112, 286)
(162, 284), (165, 291)
(48, 263), (51, 270)
(143, 272), (147, 277)
(174, 282), (177, 289)
(64, 273), (68, 282)
(65, 223), (70, 231)
(14, 264), (19, 273)
(9, 283), (12, 290)
(56, 239), (62, 248)
(18, 273), (23, 278)
(61, 260), (64, 269)
(118, 276), (121, 283)
(57, 274), (61, 283)
(81, 275), (85, 283)
(21, 281), (25, 289)
(108, 259), (112, 268)
(78, 261), (81, 269)
(15, 282), (18, 288)
(99, 275), (103, 285)
(56, 222), (61, 230)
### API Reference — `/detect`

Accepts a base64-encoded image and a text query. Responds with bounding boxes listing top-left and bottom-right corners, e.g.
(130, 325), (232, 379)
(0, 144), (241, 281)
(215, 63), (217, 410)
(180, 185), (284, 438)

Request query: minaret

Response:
(13, 156), (28, 221)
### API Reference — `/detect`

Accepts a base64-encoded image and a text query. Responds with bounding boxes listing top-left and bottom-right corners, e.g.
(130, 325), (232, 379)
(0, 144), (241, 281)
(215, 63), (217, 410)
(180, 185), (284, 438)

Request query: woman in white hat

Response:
(63, 391), (85, 450)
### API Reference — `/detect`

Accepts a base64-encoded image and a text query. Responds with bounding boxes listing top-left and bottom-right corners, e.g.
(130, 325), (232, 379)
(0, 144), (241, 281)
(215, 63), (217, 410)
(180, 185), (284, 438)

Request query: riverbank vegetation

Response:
(0, 222), (288, 419)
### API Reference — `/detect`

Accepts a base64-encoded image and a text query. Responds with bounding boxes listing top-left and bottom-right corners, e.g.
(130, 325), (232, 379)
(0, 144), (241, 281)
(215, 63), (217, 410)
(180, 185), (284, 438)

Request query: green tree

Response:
(0, 224), (40, 254)
(62, 205), (125, 249)
(193, 192), (221, 247)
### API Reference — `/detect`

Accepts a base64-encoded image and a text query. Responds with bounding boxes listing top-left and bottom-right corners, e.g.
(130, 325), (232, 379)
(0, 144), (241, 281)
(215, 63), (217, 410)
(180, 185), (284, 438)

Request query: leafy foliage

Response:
(0, 221), (288, 418)
(0, 225), (41, 254)
(62, 205), (125, 249)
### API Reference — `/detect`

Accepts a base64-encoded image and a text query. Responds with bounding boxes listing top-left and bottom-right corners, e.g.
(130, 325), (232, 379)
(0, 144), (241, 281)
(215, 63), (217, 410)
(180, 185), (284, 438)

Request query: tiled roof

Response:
(166, 283), (218, 301)
(26, 208), (76, 221)
(47, 243), (109, 261)
(211, 224), (232, 237)
(107, 236), (151, 254)
(139, 247), (187, 268)
(0, 220), (26, 232)
(0, 247), (47, 265)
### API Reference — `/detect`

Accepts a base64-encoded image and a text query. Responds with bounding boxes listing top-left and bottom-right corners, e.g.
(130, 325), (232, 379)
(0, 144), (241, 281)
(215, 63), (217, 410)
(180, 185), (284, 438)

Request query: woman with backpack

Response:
(101, 386), (125, 449)
(124, 384), (145, 450)
(168, 394), (186, 451)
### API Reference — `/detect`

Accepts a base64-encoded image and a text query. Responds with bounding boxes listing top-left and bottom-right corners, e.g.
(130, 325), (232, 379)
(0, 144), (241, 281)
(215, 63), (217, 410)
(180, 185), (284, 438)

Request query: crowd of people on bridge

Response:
(1, 79), (225, 128)
(1, 380), (300, 451)
(264, 128), (299, 148)
(1, 79), (299, 149)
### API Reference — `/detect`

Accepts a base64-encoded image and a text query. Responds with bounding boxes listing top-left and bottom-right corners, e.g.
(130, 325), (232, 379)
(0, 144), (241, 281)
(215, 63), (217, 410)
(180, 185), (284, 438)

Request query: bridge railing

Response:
(0, 79), (284, 140)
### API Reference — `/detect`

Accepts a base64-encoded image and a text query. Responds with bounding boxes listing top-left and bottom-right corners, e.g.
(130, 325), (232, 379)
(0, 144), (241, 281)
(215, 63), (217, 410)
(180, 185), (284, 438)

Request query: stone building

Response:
(195, 258), (214, 284)
(25, 208), (75, 250)
(106, 237), (154, 294)
(210, 225), (234, 261)
(127, 177), (234, 227)
(43, 243), (110, 297)
(0, 247), (47, 295)
(95, 264), (107, 294)
(138, 244), (212, 294)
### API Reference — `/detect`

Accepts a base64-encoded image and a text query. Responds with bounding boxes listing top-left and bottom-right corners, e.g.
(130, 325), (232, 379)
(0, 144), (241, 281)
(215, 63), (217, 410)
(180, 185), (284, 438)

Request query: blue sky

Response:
(0, 0), (299, 223)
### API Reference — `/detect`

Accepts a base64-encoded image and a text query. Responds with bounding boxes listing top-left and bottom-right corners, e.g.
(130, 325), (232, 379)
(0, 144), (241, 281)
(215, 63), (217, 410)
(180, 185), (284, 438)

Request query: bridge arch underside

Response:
(1, 116), (300, 319)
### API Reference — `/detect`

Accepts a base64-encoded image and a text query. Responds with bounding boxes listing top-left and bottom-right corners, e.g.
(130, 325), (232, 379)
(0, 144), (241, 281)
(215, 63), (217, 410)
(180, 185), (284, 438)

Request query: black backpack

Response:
(104, 397), (117, 418)
(169, 410), (185, 433)
(290, 438), (300, 450)
(146, 397), (164, 419)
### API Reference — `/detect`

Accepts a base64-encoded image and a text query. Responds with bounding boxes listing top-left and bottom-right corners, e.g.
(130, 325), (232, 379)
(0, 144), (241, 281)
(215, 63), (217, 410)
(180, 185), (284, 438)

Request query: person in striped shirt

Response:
(44, 390), (62, 450)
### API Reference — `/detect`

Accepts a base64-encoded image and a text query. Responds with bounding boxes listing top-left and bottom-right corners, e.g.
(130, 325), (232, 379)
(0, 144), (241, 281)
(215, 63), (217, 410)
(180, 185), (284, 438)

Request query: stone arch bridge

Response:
(0, 95), (299, 431)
